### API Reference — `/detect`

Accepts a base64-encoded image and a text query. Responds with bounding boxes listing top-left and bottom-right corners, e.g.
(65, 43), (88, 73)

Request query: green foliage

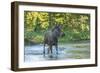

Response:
(33, 35), (43, 43)
(24, 11), (90, 45)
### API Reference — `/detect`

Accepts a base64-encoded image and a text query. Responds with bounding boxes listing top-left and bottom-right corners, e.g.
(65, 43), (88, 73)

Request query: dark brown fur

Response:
(43, 25), (65, 55)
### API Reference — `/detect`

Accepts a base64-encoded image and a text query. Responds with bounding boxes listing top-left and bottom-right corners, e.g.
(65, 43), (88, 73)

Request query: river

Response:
(24, 41), (90, 62)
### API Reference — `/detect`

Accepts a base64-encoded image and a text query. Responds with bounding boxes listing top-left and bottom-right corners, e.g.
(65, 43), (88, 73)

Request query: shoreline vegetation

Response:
(24, 37), (90, 46)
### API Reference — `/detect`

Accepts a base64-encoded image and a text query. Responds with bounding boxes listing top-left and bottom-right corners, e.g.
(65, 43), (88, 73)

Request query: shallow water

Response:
(24, 42), (90, 62)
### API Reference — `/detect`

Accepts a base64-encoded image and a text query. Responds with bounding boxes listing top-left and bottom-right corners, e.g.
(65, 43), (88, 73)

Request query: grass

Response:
(72, 45), (90, 48)
(67, 55), (82, 59)
(67, 50), (90, 54)
(66, 48), (90, 59)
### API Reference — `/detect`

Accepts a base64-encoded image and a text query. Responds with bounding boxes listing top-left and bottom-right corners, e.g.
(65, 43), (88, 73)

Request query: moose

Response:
(43, 25), (65, 56)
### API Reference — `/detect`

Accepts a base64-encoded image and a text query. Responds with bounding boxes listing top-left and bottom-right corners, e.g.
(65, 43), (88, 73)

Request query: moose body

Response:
(43, 25), (65, 55)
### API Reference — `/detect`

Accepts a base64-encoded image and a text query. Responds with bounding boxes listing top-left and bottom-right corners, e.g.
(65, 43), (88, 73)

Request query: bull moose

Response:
(43, 25), (65, 56)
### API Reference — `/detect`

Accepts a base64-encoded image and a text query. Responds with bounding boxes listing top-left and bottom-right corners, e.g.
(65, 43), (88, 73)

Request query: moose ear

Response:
(55, 24), (58, 26)
(59, 24), (62, 28)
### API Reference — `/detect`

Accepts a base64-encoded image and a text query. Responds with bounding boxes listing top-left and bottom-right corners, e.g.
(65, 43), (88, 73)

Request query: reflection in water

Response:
(43, 51), (59, 60)
(24, 42), (90, 62)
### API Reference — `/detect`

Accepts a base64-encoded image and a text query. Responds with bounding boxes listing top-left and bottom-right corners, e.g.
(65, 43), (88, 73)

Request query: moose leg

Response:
(48, 45), (52, 55)
(55, 44), (58, 54)
(47, 46), (50, 54)
(49, 45), (53, 58)
(48, 46), (51, 57)
(43, 43), (45, 56)
(50, 45), (52, 54)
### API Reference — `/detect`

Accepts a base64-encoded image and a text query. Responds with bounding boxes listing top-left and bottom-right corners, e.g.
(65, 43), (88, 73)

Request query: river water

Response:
(24, 42), (90, 62)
